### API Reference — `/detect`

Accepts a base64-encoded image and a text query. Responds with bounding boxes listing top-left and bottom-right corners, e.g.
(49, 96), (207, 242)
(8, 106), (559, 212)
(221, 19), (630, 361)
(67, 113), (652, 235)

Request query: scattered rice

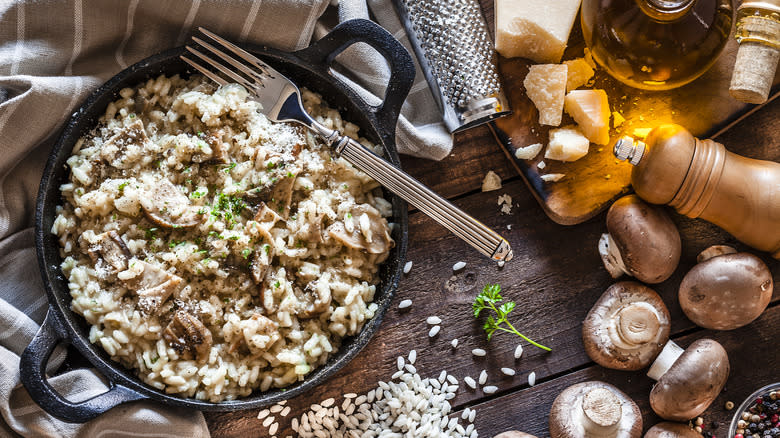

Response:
(271, 404), (283, 413)
(471, 348), (486, 357)
(268, 423), (278, 435)
(427, 316), (442, 325)
(514, 344), (524, 359)
(528, 371), (537, 386)
(404, 364), (417, 374)
(478, 370), (487, 385)
(452, 261), (467, 271)
(501, 367), (516, 376)
(258, 408), (270, 420)
(408, 350), (417, 364)
(280, 406), (291, 417)
(483, 386), (498, 394)
(429, 325), (441, 337)
(497, 260), (505, 268)
(451, 338), (459, 348)
(398, 299), (412, 309)
(290, 351), (478, 437)
(397, 356), (405, 371)
(464, 376), (477, 389)
(403, 261), (413, 274)
(263, 416), (275, 427)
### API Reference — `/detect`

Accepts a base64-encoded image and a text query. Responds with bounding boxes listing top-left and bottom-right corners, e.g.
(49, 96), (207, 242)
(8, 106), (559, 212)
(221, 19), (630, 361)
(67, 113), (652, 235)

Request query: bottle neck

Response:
(637, 0), (697, 21)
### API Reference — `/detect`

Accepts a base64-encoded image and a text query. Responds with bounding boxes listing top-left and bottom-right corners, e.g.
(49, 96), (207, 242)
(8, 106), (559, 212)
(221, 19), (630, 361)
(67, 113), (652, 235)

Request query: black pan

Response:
(21, 19), (412, 423)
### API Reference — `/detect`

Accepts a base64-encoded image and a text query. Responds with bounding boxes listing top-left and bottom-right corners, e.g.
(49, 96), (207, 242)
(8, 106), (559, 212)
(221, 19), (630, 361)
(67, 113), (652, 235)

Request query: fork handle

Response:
(310, 122), (513, 261)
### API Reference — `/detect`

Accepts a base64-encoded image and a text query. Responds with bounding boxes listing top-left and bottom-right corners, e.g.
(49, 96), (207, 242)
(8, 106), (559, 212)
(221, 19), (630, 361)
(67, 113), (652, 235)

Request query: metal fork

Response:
(182, 28), (513, 262)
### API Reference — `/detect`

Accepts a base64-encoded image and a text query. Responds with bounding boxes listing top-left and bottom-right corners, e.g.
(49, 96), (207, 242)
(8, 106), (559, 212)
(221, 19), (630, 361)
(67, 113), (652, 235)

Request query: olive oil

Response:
(581, 0), (733, 90)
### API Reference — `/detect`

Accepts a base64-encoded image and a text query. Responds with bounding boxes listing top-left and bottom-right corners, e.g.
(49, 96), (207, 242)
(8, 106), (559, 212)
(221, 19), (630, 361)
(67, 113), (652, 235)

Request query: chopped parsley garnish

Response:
(273, 281), (280, 289)
(211, 192), (246, 228)
(241, 248), (252, 259)
(118, 181), (129, 192)
(223, 162), (237, 173)
(190, 190), (205, 200)
(144, 227), (158, 240)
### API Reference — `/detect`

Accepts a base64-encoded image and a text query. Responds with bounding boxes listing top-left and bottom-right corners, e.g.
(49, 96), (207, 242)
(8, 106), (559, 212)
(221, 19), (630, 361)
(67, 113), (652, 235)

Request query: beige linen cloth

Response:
(0, 0), (449, 436)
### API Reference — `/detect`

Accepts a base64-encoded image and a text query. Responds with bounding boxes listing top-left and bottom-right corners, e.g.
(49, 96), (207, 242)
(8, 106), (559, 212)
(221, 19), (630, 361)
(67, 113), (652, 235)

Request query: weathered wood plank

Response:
(466, 303), (780, 437)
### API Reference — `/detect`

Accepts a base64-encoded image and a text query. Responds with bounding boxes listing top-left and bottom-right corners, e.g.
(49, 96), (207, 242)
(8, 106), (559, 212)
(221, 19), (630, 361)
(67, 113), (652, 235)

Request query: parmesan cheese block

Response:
(564, 58), (595, 91)
(545, 125), (590, 162)
(564, 89), (610, 145)
(495, 0), (583, 63)
(524, 64), (567, 126)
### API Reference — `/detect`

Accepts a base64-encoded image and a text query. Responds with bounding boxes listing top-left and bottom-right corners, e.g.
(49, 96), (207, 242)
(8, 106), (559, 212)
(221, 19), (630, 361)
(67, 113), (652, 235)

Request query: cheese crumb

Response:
(524, 64), (567, 126)
(544, 125), (590, 162)
(540, 173), (565, 182)
(612, 111), (626, 128)
(498, 194), (513, 215)
(537, 161), (546, 169)
(632, 127), (653, 139)
(514, 143), (543, 160)
(481, 171), (502, 192)
(564, 58), (595, 91)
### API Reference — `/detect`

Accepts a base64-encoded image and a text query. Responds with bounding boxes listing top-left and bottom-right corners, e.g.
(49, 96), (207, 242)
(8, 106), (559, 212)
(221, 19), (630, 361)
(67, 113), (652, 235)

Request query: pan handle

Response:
(20, 312), (145, 423)
(296, 19), (415, 147)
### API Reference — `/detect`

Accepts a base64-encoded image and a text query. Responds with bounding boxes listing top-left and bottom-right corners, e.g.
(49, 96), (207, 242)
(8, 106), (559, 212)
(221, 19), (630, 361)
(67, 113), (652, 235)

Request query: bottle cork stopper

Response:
(730, 17), (780, 104)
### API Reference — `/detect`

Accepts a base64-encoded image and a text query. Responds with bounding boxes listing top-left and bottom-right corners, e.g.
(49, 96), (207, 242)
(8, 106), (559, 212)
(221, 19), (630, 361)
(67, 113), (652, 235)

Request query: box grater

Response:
(392, 0), (511, 132)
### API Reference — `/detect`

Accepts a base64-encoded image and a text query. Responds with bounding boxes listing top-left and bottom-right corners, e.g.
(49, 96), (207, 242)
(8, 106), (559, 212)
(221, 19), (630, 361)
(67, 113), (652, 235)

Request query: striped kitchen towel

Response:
(0, 0), (451, 436)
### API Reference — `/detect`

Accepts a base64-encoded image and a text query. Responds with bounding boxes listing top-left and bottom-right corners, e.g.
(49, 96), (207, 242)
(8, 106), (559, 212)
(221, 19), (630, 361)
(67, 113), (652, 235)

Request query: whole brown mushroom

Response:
(599, 195), (681, 284)
(583, 282), (671, 370)
(644, 422), (700, 438)
(549, 381), (642, 438)
(494, 432), (538, 438)
(679, 245), (773, 330)
(646, 339), (730, 421)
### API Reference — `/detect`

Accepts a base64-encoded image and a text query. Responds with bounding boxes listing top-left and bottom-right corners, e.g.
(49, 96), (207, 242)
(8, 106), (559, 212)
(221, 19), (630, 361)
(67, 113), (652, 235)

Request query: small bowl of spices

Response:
(728, 383), (780, 438)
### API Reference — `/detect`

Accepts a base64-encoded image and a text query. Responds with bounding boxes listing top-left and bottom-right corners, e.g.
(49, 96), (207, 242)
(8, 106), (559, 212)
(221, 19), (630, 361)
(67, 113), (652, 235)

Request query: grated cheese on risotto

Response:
(51, 74), (394, 402)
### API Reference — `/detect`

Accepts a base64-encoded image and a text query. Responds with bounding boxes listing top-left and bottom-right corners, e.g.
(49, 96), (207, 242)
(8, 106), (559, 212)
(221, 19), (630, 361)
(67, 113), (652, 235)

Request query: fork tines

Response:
(181, 27), (275, 92)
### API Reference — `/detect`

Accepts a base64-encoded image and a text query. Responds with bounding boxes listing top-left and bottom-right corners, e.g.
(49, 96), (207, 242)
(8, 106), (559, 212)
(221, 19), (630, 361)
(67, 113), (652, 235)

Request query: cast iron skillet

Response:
(21, 19), (412, 423)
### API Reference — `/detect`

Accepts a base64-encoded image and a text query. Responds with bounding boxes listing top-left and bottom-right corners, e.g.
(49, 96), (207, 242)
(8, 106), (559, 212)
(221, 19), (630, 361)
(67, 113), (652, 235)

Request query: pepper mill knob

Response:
(614, 137), (646, 165)
(614, 124), (780, 259)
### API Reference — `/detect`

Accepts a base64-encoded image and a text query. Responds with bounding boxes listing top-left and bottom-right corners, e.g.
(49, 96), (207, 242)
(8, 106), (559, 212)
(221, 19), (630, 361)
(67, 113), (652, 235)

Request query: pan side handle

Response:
(20, 312), (146, 423)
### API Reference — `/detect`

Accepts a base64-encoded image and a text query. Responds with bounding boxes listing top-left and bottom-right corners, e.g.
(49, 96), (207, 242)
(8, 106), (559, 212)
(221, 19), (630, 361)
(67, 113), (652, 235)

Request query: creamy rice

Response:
(51, 74), (394, 401)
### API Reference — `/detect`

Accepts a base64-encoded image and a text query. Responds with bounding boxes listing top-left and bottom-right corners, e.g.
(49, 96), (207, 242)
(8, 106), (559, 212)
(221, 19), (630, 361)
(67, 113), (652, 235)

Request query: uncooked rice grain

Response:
(483, 386), (498, 394)
(453, 261), (467, 271)
(472, 348), (486, 357)
(464, 376), (477, 389)
(429, 325), (441, 337)
(398, 299), (412, 309)
(528, 371), (537, 386)
(427, 316), (442, 325)
(451, 338), (459, 348)
(408, 350), (417, 364)
(478, 370), (487, 385)
(403, 261), (413, 274)
(514, 344), (524, 359)
(501, 367), (516, 376)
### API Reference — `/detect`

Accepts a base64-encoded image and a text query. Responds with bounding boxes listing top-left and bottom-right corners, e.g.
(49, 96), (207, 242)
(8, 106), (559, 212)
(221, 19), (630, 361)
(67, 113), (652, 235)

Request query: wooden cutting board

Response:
(482, 7), (780, 225)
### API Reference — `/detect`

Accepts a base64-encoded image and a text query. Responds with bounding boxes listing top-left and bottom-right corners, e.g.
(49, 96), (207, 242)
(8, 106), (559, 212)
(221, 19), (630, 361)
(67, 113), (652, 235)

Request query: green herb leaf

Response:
(472, 283), (551, 351)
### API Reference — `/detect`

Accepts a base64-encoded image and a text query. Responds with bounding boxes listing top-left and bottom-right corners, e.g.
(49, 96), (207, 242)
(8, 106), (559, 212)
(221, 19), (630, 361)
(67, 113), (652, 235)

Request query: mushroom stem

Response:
(613, 303), (662, 347)
(598, 233), (628, 278)
(647, 340), (684, 381)
(581, 387), (623, 435)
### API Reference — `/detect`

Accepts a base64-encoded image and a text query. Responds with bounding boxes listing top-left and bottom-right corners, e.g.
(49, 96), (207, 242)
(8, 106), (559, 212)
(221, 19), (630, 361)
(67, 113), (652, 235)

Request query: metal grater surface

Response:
(392, 0), (510, 132)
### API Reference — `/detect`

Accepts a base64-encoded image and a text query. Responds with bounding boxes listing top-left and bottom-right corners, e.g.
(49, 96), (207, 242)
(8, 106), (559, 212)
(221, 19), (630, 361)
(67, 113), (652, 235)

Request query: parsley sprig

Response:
(472, 284), (551, 352)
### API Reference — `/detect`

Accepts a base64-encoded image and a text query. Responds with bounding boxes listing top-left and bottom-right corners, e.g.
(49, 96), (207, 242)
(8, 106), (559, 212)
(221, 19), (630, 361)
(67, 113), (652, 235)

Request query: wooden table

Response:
(204, 67), (780, 436)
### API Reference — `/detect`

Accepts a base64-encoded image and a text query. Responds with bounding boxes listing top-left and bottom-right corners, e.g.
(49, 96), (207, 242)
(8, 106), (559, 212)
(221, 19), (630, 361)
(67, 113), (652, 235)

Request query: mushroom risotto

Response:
(51, 74), (395, 401)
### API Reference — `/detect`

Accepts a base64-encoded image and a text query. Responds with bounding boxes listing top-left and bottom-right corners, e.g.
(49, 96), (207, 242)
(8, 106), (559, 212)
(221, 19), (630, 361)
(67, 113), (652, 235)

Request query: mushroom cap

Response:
(649, 338), (730, 421)
(605, 195), (681, 283)
(679, 250), (773, 330)
(549, 381), (642, 438)
(644, 422), (701, 438)
(582, 282), (671, 370)
(494, 432), (538, 438)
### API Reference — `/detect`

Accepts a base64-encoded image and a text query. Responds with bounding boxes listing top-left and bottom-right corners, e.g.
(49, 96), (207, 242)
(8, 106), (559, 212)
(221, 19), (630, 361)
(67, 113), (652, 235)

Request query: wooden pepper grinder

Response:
(614, 124), (780, 258)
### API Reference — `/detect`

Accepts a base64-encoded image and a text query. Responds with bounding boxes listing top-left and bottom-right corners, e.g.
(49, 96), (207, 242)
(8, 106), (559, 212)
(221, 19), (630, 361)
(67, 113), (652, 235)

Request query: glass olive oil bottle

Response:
(581, 0), (733, 90)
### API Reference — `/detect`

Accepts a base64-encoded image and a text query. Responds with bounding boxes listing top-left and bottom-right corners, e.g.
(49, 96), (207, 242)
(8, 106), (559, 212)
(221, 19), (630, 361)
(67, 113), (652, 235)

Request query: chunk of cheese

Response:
(524, 64), (567, 126)
(544, 125), (590, 162)
(514, 143), (543, 160)
(564, 89), (610, 145)
(495, 0), (583, 63)
(564, 58), (595, 91)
